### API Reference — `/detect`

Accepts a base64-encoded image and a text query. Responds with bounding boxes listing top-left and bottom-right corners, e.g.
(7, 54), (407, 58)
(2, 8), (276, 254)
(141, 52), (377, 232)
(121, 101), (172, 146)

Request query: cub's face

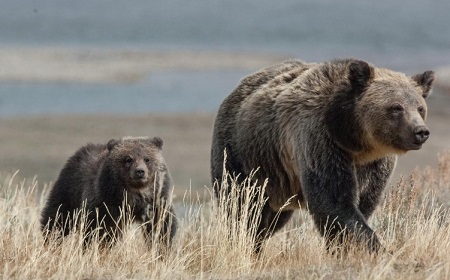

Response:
(107, 137), (165, 190)
(360, 70), (434, 153)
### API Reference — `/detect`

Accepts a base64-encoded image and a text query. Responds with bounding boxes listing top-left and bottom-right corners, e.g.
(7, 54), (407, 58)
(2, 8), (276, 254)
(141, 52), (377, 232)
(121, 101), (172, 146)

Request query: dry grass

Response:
(1, 152), (450, 279)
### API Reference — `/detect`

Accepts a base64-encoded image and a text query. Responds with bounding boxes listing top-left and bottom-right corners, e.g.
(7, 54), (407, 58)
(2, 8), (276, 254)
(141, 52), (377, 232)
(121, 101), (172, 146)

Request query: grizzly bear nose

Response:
(414, 126), (430, 144)
(135, 168), (146, 178)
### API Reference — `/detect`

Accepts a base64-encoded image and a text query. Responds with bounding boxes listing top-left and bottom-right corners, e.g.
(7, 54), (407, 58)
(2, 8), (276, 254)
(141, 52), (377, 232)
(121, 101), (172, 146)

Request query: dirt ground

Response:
(0, 113), (214, 194)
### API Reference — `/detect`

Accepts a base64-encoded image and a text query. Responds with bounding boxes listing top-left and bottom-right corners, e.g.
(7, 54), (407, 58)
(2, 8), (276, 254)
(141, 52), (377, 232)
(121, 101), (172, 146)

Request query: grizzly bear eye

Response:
(389, 104), (404, 114)
(144, 158), (150, 163)
(125, 157), (133, 165)
(418, 106), (425, 114)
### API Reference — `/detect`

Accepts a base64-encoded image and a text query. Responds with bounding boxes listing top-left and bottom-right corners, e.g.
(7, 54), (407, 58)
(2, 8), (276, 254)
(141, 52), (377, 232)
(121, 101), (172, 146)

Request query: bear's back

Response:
(53, 143), (108, 207)
(211, 60), (309, 187)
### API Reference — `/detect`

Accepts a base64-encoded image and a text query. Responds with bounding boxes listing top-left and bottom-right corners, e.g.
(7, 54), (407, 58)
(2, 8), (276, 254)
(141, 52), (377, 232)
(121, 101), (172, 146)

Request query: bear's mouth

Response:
(129, 177), (150, 189)
(402, 142), (423, 151)
(394, 134), (425, 151)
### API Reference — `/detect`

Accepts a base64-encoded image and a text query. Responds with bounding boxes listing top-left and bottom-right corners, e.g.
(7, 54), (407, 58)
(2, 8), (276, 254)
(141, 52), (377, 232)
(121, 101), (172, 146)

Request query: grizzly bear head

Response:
(106, 137), (165, 190)
(326, 59), (434, 163)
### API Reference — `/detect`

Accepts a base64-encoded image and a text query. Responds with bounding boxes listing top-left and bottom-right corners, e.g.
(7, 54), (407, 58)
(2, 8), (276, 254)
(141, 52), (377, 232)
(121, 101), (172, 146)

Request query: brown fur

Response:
(211, 58), (434, 253)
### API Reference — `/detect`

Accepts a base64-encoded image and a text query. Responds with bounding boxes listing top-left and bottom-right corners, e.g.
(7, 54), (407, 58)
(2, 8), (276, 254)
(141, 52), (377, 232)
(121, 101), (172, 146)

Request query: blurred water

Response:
(0, 70), (247, 116)
(1, 0), (449, 116)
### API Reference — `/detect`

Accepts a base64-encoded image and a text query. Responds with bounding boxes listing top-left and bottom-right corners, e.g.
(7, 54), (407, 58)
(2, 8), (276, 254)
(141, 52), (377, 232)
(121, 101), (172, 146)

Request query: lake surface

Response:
(0, 70), (248, 116)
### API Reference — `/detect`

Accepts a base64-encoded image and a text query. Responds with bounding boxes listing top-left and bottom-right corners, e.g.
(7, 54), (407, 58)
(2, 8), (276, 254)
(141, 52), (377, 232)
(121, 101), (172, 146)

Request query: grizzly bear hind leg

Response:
(254, 203), (294, 254)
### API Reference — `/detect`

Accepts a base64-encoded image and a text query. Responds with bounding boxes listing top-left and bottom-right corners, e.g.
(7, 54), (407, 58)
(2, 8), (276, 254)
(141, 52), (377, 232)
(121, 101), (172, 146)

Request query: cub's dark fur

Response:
(41, 137), (177, 249)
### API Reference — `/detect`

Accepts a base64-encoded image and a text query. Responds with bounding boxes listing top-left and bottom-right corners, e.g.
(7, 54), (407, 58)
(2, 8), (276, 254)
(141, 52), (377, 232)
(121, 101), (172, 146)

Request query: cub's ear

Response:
(150, 137), (163, 149)
(107, 139), (120, 151)
(347, 60), (374, 91)
(412, 70), (435, 98)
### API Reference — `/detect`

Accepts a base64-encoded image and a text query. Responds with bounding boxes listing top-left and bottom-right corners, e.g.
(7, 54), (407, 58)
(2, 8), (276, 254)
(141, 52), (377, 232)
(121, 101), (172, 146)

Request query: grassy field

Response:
(0, 87), (449, 279)
(0, 152), (449, 279)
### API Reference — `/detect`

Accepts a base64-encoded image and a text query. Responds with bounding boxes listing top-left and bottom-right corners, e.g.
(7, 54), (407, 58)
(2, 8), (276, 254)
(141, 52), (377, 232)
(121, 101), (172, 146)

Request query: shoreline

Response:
(0, 47), (285, 84)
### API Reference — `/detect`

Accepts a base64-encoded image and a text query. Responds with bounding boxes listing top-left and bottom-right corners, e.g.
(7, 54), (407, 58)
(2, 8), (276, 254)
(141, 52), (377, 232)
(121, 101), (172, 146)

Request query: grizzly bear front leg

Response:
(142, 203), (177, 250)
(301, 152), (381, 252)
(83, 204), (122, 248)
(357, 156), (396, 219)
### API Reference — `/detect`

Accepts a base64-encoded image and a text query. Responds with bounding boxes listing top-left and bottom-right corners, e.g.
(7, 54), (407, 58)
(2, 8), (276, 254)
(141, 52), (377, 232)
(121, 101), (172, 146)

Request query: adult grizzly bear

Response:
(211, 58), (434, 253)
(41, 136), (177, 248)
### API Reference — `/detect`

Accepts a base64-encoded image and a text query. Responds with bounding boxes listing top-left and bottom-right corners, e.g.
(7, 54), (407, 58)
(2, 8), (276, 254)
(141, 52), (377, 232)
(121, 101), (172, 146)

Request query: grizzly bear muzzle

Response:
(413, 126), (430, 146)
(129, 160), (150, 188)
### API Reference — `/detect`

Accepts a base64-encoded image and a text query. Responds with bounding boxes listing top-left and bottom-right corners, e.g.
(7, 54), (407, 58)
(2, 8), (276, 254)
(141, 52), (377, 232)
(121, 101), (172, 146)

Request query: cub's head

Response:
(106, 136), (165, 190)
(326, 59), (435, 161)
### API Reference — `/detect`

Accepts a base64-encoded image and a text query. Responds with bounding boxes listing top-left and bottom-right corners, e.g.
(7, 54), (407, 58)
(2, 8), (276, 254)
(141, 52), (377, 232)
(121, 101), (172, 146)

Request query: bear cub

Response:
(41, 136), (177, 249)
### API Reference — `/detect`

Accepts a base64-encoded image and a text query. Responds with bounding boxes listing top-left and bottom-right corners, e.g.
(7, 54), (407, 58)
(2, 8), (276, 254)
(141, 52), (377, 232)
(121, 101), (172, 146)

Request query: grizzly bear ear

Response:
(412, 70), (435, 98)
(107, 139), (120, 151)
(150, 137), (163, 149)
(347, 60), (374, 92)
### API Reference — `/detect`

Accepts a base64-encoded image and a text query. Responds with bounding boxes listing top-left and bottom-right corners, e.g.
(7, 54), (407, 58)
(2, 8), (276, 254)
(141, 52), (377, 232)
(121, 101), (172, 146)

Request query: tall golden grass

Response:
(1, 152), (449, 279)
